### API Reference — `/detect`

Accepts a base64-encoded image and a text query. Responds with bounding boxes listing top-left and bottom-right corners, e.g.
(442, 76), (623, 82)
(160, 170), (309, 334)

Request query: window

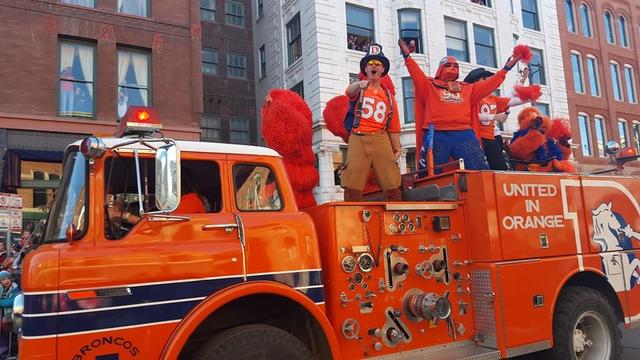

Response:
(406, 148), (416, 173)
(565, 0), (576, 33)
(257, 0), (263, 19)
(535, 103), (549, 116)
(586, 56), (600, 96)
(62, 0), (95, 7)
(346, 4), (374, 52)
(259, 45), (266, 79)
(570, 52), (584, 93)
(59, 42), (95, 118)
(201, 114), (221, 142)
(624, 65), (637, 103)
(578, 114), (592, 156)
(470, 0), (492, 7)
(402, 77), (415, 124)
(117, 49), (150, 119)
(445, 18), (468, 62)
(399, 9), (422, 54)
(604, 11), (615, 44)
(633, 122), (640, 152)
(227, 53), (247, 79)
(202, 48), (219, 75)
(33, 189), (48, 207)
(287, 13), (302, 65)
(618, 16), (629, 47)
(618, 119), (628, 147)
(118, 0), (147, 17)
(521, 0), (540, 31)
(474, 25), (496, 68)
(230, 116), (250, 143)
(201, 0), (216, 22)
(290, 81), (304, 99)
(594, 116), (606, 157)
(234, 165), (282, 211)
(579, 4), (592, 37)
(528, 48), (545, 85)
(225, 1), (244, 26)
(610, 62), (623, 101)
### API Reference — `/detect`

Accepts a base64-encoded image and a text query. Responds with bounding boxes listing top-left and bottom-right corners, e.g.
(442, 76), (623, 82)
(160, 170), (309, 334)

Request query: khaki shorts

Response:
(340, 133), (401, 191)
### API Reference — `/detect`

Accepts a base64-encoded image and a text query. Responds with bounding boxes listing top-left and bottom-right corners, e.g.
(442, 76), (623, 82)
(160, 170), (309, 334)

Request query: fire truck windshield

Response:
(43, 150), (88, 242)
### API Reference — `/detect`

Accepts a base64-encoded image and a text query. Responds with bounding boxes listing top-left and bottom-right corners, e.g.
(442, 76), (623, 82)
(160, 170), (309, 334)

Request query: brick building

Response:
(199, 0), (257, 145)
(557, 0), (640, 173)
(0, 0), (203, 226)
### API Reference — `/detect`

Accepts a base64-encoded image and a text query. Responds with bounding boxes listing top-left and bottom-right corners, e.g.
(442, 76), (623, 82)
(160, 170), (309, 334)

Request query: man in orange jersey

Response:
(340, 44), (402, 201)
(464, 67), (532, 170)
(399, 40), (521, 172)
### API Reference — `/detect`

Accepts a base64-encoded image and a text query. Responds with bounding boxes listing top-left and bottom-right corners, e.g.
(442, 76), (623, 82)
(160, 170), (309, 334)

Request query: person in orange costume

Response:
(465, 67), (540, 170)
(398, 40), (521, 172)
(340, 44), (402, 201)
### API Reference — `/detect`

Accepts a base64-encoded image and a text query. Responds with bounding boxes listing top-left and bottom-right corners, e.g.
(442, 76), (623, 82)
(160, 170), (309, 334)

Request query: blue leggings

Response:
(419, 130), (488, 172)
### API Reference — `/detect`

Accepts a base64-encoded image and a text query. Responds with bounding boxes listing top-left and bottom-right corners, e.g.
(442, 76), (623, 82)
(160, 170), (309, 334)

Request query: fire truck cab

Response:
(15, 108), (640, 359)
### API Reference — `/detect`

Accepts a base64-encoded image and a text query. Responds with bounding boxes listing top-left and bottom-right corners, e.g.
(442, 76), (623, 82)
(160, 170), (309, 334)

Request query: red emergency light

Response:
(116, 106), (162, 137)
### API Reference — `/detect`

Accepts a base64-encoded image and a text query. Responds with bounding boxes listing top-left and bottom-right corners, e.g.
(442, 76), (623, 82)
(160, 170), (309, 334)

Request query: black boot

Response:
(384, 188), (403, 201)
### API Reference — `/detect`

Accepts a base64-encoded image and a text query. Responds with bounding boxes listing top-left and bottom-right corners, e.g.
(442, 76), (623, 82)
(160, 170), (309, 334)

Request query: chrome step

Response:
(367, 340), (501, 360)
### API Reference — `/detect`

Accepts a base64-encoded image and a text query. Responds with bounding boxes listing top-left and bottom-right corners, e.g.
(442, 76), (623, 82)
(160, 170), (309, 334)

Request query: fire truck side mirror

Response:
(604, 141), (620, 157)
(65, 224), (77, 243)
(155, 142), (181, 212)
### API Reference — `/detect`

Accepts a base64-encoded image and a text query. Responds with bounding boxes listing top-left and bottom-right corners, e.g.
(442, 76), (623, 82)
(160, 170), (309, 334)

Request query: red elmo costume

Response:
(261, 89), (319, 208)
(509, 107), (576, 173)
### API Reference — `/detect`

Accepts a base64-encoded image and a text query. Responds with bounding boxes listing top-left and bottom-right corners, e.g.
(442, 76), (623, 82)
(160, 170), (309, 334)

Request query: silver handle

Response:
(202, 224), (238, 234)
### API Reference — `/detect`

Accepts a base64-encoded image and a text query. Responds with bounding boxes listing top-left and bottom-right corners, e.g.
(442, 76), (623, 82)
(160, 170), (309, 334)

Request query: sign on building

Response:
(0, 193), (23, 232)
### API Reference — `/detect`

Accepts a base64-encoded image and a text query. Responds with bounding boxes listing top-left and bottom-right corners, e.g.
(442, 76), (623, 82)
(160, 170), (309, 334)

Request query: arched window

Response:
(593, 115), (607, 157)
(579, 3), (592, 37)
(578, 113), (592, 156)
(565, 0), (576, 33)
(604, 11), (615, 44)
(618, 15), (629, 47)
(570, 51), (585, 93)
(618, 118), (629, 147)
(33, 171), (45, 180)
(610, 61), (623, 101)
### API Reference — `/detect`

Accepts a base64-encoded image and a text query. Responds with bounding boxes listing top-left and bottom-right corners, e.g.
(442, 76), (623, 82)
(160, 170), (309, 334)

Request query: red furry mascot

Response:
(322, 73), (397, 192)
(261, 89), (319, 208)
(509, 107), (576, 172)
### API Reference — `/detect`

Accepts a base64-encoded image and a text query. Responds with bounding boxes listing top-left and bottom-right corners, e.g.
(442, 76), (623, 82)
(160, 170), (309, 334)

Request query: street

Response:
(514, 326), (640, 359)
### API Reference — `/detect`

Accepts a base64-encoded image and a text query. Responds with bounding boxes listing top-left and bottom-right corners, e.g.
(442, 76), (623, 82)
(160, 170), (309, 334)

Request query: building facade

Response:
(200, 0), (258, 145)
(557, 0), (640, 173)
(0, 0), (203, 227)
(253, 0), (568, 204)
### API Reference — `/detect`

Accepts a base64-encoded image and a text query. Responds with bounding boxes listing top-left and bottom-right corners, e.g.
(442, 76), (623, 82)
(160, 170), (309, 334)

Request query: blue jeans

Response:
(60, 91), (74, 115)
(419, 129), (488, 172)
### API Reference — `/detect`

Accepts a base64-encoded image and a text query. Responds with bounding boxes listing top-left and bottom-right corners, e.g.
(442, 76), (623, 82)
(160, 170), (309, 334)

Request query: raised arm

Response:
(399, 40), (430, 98)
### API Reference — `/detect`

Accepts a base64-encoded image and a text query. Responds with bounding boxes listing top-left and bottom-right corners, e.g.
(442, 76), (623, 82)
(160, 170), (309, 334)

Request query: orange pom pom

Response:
(514, 85), (542, 102)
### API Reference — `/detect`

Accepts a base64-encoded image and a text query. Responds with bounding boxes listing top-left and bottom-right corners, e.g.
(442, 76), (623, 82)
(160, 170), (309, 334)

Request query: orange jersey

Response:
(174, 192), (205, 214)
(404, 57), (506, 131)
(349, 86), (401, 133)
(477, 95), (511, 139)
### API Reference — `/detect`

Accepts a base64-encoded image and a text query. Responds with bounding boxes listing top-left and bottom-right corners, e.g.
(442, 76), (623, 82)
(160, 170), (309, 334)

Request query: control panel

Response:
(309, 203), (473, 359)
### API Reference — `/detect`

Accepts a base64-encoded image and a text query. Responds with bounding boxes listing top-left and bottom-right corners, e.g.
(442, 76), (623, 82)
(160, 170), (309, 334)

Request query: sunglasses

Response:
(443, 63), (459, 68)
(367, 60), (383, 66)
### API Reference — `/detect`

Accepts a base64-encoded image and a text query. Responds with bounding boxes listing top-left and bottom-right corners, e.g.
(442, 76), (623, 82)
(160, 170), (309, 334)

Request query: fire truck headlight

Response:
(12, 293), (23, 335)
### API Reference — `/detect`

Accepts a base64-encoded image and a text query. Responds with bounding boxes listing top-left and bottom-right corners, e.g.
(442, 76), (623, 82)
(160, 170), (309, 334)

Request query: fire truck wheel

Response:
(193, 324), (313, 360)
(551, 286), (621, 360)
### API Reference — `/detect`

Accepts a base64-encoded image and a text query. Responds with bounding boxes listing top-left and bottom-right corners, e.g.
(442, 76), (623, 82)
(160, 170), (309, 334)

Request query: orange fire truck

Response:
(14, 108), (640, 359)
